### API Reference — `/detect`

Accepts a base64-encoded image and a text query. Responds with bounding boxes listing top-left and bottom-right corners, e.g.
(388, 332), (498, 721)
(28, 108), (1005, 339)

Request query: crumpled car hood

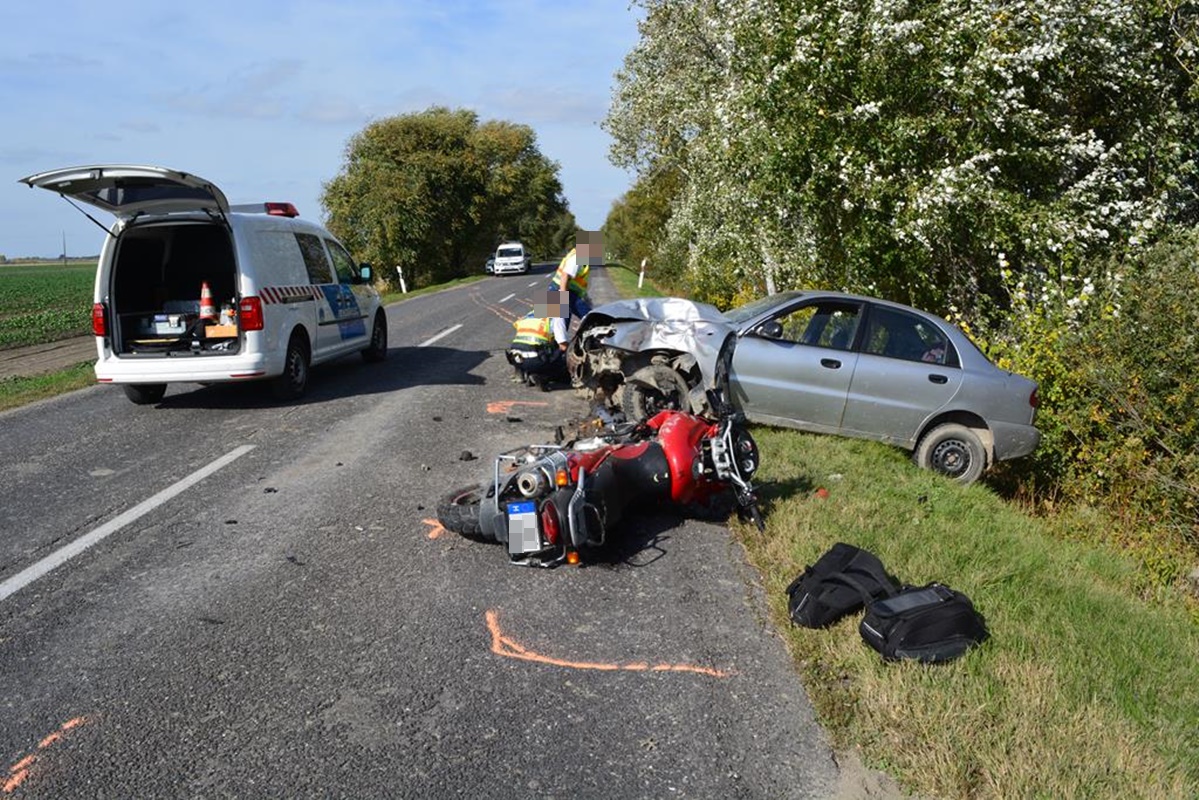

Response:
(576, 297), (736, 388)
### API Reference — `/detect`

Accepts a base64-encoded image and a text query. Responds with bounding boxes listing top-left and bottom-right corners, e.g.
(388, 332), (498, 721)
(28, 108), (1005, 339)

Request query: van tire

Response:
(362, 310), (388, 362)
(272, 333), (310, 401)
(123, 383), (167, 405)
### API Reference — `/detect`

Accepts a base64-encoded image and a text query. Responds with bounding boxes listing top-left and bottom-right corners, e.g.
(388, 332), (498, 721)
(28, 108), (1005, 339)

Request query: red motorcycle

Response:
(437, 402), (763, 567)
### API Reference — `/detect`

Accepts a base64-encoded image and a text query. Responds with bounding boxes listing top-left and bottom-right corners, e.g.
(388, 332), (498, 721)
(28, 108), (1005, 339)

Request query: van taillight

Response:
(92, 302), (106, 336)
(239, 297), (264, 331)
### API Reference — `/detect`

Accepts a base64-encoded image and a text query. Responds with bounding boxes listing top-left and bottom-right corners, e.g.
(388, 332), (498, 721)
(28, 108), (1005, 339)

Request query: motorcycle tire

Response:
(436, 484), (496, 542)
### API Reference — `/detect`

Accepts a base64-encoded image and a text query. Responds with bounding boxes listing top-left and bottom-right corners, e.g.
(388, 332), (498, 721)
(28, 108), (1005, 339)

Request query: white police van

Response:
(20, 165), (387, 404)
(492, 241), (531, 275)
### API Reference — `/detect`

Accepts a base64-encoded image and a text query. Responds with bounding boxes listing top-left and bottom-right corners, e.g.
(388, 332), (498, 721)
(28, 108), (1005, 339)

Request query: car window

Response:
(326, 238), (360, 285)
(752, 301), (861, 350)
(295, 232), (333, 284)
(862, 307), (953, 364)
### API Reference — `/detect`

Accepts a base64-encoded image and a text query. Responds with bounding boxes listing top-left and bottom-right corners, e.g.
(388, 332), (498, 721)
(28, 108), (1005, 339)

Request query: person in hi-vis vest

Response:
(506, 289), (570, 389)
(552, 230), (601, 320)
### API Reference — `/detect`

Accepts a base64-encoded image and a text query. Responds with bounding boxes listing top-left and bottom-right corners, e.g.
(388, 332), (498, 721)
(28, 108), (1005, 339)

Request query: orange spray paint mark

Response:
(3, 716), (87, 794)
(484, 610), (731, 679)
(486, 400), (549, 415)
(422, 518), (447, 539)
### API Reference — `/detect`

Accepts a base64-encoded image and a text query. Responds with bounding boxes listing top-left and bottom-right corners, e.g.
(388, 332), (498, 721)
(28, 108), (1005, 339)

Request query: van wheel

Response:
(272, 333), (310, 401)
(915, 423), (986, 485)
(123, 383), (167, 405)
(362, 310), (387, 362)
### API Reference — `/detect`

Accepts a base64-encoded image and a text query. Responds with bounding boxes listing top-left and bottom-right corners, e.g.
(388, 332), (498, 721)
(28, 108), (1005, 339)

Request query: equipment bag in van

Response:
(858, 583), (988, 663)
(786, 542), (900, 628)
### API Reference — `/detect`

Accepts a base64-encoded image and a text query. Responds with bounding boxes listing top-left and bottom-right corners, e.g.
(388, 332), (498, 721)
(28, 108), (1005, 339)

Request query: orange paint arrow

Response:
(422, 518), (447, 539)
(3, 716), (87, 793)
(487, 400), (549, 415)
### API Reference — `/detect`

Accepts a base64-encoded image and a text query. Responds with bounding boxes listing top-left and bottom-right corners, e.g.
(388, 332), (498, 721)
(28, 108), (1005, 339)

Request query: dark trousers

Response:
(506, 344), (567, 383)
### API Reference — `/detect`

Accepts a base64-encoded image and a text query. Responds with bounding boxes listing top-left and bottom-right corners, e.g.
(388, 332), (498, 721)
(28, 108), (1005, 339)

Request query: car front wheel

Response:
(915, 423), (986, 484)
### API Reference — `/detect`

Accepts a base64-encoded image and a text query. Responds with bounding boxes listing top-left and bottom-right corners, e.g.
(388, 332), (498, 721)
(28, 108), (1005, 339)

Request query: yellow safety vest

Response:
(512, 314), (554, 346)
(554, 247), (590, 296)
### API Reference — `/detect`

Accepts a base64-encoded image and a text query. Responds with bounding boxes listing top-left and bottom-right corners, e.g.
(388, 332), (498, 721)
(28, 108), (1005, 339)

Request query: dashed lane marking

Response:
(485, 610), (732, 678)
(419, 324), (463, 347)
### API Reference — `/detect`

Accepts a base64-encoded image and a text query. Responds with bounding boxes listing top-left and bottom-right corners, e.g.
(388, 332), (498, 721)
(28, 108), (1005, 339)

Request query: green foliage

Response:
(607, 0), (1199, 312)
(0, 262), (94, 349)
(321, 107), (572, 288)
(980, 227), (1199, 568)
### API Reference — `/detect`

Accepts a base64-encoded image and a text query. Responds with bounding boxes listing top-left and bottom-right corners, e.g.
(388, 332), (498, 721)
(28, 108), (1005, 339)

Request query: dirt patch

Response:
(0, 336), (95, 380)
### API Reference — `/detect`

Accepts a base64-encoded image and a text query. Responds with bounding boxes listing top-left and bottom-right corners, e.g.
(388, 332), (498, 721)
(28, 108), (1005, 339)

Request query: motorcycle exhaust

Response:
(516, 470), (548, 497)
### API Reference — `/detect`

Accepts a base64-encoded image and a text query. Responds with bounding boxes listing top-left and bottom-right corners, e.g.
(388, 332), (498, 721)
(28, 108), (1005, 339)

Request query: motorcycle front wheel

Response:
(436, 484), (495, 542)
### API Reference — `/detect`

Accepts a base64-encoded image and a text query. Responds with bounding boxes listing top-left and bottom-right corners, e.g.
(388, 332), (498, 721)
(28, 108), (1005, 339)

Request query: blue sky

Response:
(1, 1), (642, 258)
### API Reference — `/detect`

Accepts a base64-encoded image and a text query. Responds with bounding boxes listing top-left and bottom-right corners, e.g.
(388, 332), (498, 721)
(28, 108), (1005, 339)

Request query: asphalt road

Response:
(0, 265), (847, 798)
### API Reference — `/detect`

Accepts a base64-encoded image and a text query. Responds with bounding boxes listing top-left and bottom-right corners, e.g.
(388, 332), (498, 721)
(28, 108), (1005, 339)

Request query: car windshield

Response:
(498, 247), (521, 258)
(724, 291), (805, 325)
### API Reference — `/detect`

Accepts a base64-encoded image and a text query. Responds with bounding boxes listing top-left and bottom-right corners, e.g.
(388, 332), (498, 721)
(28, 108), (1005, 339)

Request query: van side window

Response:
(326, 239), (360, 285)
(295, 232), (333, 284)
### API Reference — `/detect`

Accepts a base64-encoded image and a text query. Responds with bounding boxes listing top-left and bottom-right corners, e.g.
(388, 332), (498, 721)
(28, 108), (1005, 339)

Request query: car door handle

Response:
(928, 374), (948, 384)
(820, 358), (842, 369)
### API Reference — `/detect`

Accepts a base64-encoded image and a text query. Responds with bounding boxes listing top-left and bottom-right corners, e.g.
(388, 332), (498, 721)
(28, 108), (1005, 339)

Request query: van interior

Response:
(108, 222), (241, 356)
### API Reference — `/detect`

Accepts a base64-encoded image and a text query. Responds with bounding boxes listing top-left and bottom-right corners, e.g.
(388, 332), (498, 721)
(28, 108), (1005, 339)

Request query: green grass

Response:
(604, 261), (666, 298)
(0, 260), (96, 349)
(378, 273), (487, 305)
(0, 361), (96, 412)
(735, 429), (1198, 799)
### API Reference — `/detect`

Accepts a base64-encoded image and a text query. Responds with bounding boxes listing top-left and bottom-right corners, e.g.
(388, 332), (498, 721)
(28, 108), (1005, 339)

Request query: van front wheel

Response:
(362, 310), (387, 362)
(123, 383), (167, 405)
(271, 333), (310, 401)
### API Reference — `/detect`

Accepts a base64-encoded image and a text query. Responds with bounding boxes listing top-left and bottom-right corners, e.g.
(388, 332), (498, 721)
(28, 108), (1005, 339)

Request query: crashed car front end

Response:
(567, 297), (737, 417)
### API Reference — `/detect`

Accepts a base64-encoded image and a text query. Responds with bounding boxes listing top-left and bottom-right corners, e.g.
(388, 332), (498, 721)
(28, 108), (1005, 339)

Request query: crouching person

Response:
(506, 289), (570, 390)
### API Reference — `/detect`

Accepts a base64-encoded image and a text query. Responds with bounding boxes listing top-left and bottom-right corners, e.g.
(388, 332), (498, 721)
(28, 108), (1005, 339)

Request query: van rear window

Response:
(295, 233), (333, 283)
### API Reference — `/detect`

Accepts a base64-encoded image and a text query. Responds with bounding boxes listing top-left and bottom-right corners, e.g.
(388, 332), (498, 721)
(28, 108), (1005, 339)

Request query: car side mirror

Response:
(359, 264), (372, 283)
(756, 320), (783, 339)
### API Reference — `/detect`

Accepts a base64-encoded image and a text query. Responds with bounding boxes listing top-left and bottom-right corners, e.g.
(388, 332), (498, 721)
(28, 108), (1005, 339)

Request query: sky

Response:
(1, 1), (643, 258)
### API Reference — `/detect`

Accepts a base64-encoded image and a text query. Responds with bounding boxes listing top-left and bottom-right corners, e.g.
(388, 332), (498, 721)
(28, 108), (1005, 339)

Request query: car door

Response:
(729, 299), (864, 433)
(839, 305), (963, 445)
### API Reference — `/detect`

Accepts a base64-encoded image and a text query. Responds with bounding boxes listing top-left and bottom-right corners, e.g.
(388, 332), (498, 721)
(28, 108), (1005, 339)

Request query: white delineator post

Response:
(396, 265), (408, 294)
(638, 258), (646, 289)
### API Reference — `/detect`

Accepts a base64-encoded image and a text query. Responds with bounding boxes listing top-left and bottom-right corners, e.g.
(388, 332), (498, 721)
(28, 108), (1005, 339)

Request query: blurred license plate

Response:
(507, 500), (540, 554)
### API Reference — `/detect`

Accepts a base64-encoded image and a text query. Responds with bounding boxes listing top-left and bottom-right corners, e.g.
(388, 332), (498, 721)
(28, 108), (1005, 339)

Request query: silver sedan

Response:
(567, 291), (1040, 484)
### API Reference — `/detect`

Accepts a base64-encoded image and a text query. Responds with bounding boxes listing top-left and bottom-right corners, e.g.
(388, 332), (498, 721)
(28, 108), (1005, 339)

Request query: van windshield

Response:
(497, 247), (522, 258)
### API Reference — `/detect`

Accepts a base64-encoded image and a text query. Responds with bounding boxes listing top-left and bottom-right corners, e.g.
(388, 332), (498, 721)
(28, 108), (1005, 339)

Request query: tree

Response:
(603, 162), (682, 281)
(606, 0), (1199, 315)
(322, 107), (570, 287)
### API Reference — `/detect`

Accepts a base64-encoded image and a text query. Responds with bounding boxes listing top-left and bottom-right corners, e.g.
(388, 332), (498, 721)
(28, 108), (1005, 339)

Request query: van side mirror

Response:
(359, 264), (372, 282)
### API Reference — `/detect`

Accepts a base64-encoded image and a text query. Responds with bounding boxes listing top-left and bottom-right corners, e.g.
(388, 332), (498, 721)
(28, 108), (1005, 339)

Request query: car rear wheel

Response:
(123, 383), (167, 405)
(271, 332), (310, 401)
(915, 423), (986, 484)
(621, 365), (688, 422)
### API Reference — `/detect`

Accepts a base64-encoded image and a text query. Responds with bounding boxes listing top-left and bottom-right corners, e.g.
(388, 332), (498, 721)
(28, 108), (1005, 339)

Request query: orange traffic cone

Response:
(199, 281), (217, 321)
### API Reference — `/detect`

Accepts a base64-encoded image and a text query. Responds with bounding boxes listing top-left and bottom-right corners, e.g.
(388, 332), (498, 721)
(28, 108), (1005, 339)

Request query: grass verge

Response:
(0, 362), (96, 413)
(735, 429), (1199, 799)
(379, 274), (487, 305)
(604, 262), (665, 298)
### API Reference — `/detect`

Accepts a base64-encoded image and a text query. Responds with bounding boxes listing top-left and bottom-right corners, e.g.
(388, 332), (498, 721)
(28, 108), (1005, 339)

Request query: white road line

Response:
(0, 445), (256, 603)
(419, 324), (463, 347)
(527, 281), (539, 287)
(499, 293), (515, 303)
